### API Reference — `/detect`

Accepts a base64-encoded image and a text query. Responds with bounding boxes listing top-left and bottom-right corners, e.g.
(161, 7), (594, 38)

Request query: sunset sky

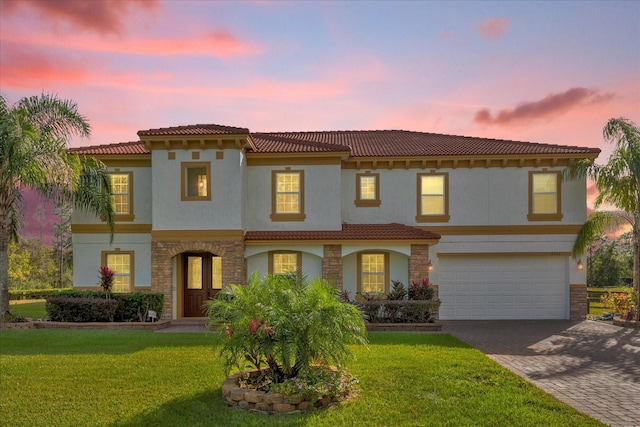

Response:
(1, 0), (639, 168)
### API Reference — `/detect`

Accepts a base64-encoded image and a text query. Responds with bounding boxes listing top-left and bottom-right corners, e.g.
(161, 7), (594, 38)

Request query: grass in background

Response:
(8, 301), (47, 319)
(0, 330), (603, 427)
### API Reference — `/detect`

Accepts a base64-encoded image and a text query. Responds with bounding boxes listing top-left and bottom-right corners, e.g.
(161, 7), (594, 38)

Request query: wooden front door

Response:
(183, 253), (211, 317)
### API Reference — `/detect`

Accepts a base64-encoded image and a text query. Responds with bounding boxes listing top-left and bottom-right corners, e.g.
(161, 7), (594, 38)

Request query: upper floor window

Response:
(269, 251), (302, 275)
(271, 169), (306, 221)
(355, 172), (381, 207)
(108, 172), (134, 221)
(181, 162), (211, 201)
(416, 172), (450, 222)
(102, 250), (134, 293)
(357, 252), (389, 295)
(528, 170), (563, 221)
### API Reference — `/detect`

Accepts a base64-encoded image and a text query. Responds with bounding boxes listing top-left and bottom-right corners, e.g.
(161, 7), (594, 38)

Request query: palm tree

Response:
(569, 117), (640, 319)
(0, 93), (114, 316)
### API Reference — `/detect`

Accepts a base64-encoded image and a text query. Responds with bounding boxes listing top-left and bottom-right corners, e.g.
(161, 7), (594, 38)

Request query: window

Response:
(528, 170), (563, 221)
(108, 172), (134, 221)
(102, 250), (134, 293)
(271, 169), (305, 221)
(355, 172), (381, 207)
(416, 172), (450, 222)
(357, 252), (389, 294)
(269, 251), (302, 275)
(212, 257), (223, 290)
(181, 162), (211, 201)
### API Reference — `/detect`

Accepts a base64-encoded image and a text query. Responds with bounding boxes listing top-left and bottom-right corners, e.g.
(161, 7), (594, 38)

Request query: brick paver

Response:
(442, 320), (640, 427)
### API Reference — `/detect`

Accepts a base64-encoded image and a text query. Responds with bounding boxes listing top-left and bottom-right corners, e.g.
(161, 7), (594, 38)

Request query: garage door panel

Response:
(438, 256), (567, 320)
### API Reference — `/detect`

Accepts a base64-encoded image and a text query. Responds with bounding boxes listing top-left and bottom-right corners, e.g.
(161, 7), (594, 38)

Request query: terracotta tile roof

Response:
(68, 141), (149, 155)
(245, 223), (440, 241)
(137, 123), (249, 137)
(251, 133), (350, 153)
(256, 130), (600, 157)
(70, 125), (600, 158)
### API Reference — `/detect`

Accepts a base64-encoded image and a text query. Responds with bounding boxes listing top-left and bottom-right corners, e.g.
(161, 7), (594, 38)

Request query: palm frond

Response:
(572, 210), (631, 257)
(16, 93), (90, 140)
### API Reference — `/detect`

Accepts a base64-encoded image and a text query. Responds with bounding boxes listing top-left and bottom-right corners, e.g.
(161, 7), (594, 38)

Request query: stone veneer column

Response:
(409, 244), (430, 285)
(322, 245), (343, 289)
(569, 284), (587, 320)
(151, 239), (246, 320)
(409, 244), (439, 319)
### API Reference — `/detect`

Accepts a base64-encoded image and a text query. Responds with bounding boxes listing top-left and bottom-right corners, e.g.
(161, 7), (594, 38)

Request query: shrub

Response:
(408, 278), (434, 300)
(1, 311), (27, 323)
(387, 280), (407, 300)
(9, 288), (73, 300)
(601, 288), (639, 318)
(269, 366), (359, 403)
(46, 297), (118, 322)
(98, 266), (115, 295)
(357, 300), (438, 323)
(45, 291), (163, 322)
(208, 273), (368, 385)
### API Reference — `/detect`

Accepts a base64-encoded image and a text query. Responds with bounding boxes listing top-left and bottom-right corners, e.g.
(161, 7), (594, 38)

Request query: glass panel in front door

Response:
(187, 256), (203, 290)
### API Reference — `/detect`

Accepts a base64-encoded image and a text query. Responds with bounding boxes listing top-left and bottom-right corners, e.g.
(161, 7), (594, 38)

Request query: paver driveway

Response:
(442, 320), (640, 427)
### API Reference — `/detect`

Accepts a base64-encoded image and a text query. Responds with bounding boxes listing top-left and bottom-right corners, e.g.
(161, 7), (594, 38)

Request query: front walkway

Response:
(442, 320), (640, 427)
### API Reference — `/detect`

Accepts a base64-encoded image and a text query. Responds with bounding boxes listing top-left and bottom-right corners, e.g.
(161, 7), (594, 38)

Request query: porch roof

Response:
(244, 223), (440, 243)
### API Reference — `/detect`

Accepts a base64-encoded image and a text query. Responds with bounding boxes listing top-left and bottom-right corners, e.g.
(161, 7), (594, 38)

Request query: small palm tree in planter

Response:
(208, 272), (368, 412)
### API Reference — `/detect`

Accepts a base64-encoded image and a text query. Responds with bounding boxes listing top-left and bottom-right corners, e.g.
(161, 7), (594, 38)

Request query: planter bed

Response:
(366, 322), (442, 332)
(30, 320), (171, 330)
(613, 318), (640, 329)
(221, 371), (345, 415)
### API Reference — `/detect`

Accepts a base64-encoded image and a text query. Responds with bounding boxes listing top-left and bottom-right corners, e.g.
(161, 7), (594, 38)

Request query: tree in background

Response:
(53, 201), (73, 287)
(0, 93), (115, 316)
(570, 117), (640, 319)
(589, 238), (624, 288)
(8, 239), (56, 289)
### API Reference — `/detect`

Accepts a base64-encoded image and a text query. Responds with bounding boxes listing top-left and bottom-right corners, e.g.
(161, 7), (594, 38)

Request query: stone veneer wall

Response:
(409, 244), (430, 283)
(569, 284), (587, 320)
(151, 240), (246, 320)
(222, 372), (342, 414)
(408, 244), (439, 319)
(322, 244), (343, 289)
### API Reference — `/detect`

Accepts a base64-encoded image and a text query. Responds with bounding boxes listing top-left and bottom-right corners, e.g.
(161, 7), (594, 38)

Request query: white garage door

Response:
(438, 256), (567, 320)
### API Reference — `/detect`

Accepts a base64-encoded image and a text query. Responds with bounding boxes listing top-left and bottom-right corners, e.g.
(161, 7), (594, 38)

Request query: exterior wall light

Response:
(577, 259), (584, 270)
(427, 260), (434, 272)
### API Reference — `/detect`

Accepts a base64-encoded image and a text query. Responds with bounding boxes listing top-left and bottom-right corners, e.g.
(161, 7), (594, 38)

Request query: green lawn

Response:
(8, 301), (47, 319)
(0, 330), (603, 427)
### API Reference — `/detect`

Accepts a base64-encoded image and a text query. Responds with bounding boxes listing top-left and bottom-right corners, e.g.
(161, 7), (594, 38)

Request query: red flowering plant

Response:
(408, 278), (434, 300)
(99, 266), (115, 297)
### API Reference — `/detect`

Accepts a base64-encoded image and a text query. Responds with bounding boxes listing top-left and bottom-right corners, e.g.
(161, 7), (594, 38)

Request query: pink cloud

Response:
(0, 46), (88, 88)
(474, 87), (615, 126)
(477, 18), (510, 40)
(3, 28), (260, 59)
(2, 0), (160, 35)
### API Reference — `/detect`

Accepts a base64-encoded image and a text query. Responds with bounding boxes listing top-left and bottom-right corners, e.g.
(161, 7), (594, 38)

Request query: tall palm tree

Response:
(0, 93), (114, 316)
(569, 117), (640, 319)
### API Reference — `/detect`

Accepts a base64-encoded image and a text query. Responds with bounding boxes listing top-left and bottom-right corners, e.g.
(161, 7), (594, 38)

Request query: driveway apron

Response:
(442, 320), (640, 427)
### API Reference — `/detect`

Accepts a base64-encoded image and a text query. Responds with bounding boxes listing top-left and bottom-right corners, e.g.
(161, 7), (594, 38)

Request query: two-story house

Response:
(70, 124), (599, 321)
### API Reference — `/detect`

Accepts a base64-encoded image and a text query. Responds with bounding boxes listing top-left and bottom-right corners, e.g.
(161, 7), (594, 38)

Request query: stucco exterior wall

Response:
(151, 149), (245, 231)
(245, 164), (343, 231)
(341, 167), (587, 226)
(342, 249), (409, 299)
(72, 233), (151, 288)
(245, 250), (323, 280)
(72, 166), (152, 224)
